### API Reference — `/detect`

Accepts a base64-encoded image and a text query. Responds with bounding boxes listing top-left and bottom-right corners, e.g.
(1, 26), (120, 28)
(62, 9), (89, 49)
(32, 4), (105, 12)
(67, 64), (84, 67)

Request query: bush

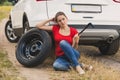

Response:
(0, 0), (7, 4)
(0, 0), (12, 6)
(3, 1), (12, 6)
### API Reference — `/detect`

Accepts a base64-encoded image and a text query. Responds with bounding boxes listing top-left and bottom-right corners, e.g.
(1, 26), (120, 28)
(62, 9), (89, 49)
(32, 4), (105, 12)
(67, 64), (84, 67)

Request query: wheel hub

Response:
(30, 41), (42, 53)
(25, 40), (43, 59)
(7, 24), (17, 40)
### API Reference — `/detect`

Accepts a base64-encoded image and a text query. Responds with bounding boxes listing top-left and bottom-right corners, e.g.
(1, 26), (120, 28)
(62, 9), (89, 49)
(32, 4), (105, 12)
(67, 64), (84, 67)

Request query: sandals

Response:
(81, 63), (93, 71)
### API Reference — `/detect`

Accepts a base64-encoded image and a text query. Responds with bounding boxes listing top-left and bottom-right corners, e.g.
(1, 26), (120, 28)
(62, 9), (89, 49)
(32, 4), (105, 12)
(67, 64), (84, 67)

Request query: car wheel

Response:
(5, 20), (19, 43)
(99, 38), (119, 55)
(16, 28), (52, 67)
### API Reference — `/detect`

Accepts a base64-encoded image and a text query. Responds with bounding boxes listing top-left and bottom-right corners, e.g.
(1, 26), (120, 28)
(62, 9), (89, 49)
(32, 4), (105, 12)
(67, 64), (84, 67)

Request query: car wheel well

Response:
(9, 15), (11, 20)
(22, 13), (30, 33)
(23, 13), (28, 26)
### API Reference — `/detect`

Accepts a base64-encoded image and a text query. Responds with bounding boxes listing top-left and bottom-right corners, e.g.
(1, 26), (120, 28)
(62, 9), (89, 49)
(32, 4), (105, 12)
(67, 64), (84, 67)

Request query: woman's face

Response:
(56, 15), (68, 27)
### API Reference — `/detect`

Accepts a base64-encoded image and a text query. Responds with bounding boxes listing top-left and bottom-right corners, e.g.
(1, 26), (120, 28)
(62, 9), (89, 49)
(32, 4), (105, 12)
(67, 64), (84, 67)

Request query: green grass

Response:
(0, 50), (26, 80)
(0, 1), (12, 6)
(0, 6), (12, 21)
(0, 6), (26, 80)
(0, 51), (12, 68)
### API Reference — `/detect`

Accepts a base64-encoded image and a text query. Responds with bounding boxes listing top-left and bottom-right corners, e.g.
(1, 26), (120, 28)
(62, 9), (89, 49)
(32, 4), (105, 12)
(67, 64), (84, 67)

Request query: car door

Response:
(27, 0), (48, 27)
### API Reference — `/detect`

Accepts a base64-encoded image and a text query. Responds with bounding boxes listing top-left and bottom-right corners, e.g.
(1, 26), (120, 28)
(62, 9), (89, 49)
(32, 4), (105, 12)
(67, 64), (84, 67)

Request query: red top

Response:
(52, 25), (78, 57)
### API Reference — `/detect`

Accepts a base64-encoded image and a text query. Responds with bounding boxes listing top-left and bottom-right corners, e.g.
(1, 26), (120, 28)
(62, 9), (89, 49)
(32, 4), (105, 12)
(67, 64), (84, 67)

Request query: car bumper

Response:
(78, 29), (119, 44)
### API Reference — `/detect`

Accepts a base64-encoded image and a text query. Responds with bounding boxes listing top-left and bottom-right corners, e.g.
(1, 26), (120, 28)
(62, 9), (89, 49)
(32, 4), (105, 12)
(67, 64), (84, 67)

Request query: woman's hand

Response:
(74, 33), (80, 44)
(36, 18), (54, 31)
(49, 18), (55, 22)
(72, 33), (80, 49)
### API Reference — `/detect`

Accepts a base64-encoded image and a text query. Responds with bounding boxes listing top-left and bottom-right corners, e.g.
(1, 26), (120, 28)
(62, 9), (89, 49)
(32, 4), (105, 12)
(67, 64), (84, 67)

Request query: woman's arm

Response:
(72, 33), (80, 49)
(36, 18), (54, 31)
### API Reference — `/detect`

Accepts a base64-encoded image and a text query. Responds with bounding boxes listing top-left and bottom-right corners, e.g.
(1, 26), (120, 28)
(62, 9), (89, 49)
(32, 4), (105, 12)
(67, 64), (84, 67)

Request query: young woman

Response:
(36, 11), (85, 75)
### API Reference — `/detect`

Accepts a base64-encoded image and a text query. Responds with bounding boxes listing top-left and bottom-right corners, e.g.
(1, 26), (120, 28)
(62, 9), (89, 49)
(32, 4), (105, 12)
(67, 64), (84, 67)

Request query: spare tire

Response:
(16, 28), (52, 67)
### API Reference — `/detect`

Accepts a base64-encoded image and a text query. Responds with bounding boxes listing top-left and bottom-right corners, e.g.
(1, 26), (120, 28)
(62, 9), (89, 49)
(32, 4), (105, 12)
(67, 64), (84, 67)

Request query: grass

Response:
(106, 49), (120, 62)
(0, 6), (12, 21)
(0, 50), (26, 80)
(43, 46), (120, 80)
(0, 6), (26, 80)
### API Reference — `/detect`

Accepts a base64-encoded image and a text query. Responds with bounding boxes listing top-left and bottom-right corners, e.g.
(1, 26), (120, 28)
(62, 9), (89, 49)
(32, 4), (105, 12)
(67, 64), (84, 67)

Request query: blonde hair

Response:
(54, 11), (67, 22)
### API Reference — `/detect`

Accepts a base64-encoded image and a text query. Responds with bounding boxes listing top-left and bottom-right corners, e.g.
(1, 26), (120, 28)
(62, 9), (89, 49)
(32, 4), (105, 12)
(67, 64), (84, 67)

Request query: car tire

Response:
(99, 38), (119, 55)
(5, 20), (19, 43)
(16, 28), (52, 67)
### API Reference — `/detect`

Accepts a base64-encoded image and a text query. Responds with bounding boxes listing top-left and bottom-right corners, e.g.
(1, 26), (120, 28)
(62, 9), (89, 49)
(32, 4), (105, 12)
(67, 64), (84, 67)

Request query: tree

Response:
(0, 0), (8, 4)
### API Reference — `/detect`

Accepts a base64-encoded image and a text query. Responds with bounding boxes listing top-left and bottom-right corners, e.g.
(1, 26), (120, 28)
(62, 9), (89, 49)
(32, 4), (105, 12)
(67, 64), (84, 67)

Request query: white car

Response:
(5, 0), (120, 67)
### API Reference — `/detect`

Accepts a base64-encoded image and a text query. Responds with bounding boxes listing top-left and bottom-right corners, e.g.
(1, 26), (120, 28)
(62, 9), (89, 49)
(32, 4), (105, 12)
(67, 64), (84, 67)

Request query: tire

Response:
(16, 28), (52, 67)
(99, 38), (119, 55)
(5, 20), (19, 43)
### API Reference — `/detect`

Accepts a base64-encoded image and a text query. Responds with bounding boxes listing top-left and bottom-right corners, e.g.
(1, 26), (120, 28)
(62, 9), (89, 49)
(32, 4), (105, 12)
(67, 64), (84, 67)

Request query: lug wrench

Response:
(78, 23), (94, 36)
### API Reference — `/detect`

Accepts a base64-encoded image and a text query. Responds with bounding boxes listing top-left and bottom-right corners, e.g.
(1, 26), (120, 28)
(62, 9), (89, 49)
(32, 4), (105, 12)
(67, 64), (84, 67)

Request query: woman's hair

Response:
(54, 11), (67, 22)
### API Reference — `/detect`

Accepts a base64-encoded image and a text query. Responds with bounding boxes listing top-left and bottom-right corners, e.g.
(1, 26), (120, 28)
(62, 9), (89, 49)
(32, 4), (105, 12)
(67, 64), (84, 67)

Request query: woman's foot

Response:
(81, 63), (93, 71)
(76, 65), (85, 75)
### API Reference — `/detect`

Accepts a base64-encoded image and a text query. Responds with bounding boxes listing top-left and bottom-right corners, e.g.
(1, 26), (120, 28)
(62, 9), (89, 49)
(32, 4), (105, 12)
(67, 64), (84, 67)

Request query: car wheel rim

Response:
(22, 34), (43, 60)
(7, 23), (17, 40)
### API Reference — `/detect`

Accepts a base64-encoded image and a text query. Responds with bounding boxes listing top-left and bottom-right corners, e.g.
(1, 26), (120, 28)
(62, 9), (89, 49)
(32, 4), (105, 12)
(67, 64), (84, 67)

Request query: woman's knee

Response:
(53, 62), (69, 71)
(59, 40), (67, 46)
(53, 62), (59, 69)
(60, 40), (70, 49)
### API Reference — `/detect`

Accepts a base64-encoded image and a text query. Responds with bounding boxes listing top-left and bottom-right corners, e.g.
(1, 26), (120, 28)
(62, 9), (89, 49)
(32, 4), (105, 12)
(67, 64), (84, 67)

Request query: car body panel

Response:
(10, 0), (120, 28)
(8, 0), (120, 42)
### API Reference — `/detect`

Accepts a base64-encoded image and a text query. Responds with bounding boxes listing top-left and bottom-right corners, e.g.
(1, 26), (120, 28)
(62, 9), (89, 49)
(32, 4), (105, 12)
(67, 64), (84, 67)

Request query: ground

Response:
(0, 18), (120, 80)
(0, 18), (51, 80)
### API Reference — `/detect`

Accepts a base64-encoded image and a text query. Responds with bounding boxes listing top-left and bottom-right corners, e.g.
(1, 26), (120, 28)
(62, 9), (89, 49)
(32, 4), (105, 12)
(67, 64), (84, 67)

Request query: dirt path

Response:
(1, 18), (120, 80)
(0, 19), (51, 80)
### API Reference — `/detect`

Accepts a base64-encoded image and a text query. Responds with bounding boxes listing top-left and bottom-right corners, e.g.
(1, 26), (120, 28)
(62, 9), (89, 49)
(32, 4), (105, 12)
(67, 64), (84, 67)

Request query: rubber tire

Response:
(16, 28), (52, 67)
(5, 20), (19, 43)
(99, 38), (119, 55)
